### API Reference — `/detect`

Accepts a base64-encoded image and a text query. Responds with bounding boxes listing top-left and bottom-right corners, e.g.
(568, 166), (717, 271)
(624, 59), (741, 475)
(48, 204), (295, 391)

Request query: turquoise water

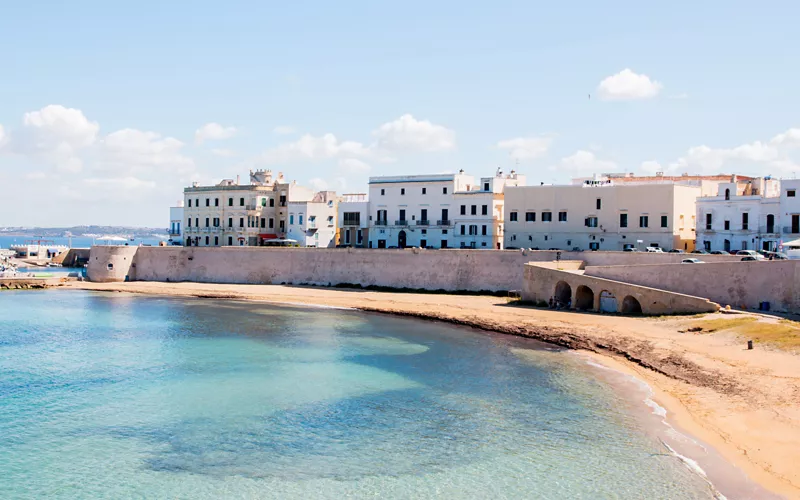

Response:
(0, 291), (715, 499)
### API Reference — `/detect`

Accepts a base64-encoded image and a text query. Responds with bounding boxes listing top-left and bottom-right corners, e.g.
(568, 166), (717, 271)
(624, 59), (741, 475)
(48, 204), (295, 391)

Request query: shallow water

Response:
(0, 290), (717, 499)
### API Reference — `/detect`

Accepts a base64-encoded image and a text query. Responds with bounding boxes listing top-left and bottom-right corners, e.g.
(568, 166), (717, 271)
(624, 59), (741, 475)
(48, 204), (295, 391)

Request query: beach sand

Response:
(62, 281), (800, 498)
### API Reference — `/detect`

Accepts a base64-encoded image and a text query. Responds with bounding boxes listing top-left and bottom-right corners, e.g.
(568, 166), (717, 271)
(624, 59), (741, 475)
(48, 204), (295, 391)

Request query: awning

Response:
(781, 238), (800, 247)
(259, 233), (279, 240)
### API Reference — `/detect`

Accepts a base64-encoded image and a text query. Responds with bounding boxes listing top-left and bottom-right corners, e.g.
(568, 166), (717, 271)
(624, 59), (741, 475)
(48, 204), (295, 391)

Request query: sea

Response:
(0, 290), (726, 499)
(0, 235), (170, 250)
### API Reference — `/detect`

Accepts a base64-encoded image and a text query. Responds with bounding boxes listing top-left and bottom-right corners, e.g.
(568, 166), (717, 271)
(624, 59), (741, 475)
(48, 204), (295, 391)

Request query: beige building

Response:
(183, 170), (318, 247)
(286, 191), (338, 248)
(504, 182), (701, 251)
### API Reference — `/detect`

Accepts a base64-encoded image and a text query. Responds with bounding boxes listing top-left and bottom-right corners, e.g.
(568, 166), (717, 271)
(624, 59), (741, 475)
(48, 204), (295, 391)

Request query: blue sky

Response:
(1, 0), (799, 227)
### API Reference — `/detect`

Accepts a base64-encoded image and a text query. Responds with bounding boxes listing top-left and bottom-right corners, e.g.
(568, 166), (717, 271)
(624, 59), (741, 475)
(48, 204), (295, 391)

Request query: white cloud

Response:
(372, 114), (455, 152)
(550, 150), (617, 176)
(273, 125), (296, 135)
(308, 177), (329, 191)
(496, 136), (552, 161)
(194, 122), (237, 144)
(261, 133), (372, 164)
(338, 158), (371, 173)
(640, 160), (663, 173)
(668, 93), (689, 100)
(210, 148), (237, 157)
(98, 128), (194, 174)
(597, 69), (663, 101)
(0, 124), (6, 148)
(771, 128), (800, 147)
(25, 171), (46, 180)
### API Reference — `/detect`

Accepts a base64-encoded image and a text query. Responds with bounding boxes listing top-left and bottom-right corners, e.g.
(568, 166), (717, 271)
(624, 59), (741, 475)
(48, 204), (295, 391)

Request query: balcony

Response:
(342, 218), (361, 227)
(374, 220), (388, 226)
(437, 219), (452, 226)
(416, 220), (430, 226)
(759, 226), (778, 234)
(395, 220), (409, 226)
(784, 226), (800, 234)
(168, 230), (181, 236)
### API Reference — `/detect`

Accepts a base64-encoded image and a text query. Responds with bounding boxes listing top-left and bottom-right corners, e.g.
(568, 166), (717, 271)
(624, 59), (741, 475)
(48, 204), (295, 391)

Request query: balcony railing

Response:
(374, 220), (388, 226)
(784, 226), (800, 234)
(437, 219), (451, 226)
(342, 218), (361, 226)
(168, 230), (181, 236)
(416, 220), (430, 226)
(759, 226), (778, 234)
(395, 220), (409, 226)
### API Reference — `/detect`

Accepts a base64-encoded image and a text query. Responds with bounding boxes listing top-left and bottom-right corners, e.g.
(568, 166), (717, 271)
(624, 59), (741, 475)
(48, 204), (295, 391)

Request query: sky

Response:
(1, 0), (799, 227)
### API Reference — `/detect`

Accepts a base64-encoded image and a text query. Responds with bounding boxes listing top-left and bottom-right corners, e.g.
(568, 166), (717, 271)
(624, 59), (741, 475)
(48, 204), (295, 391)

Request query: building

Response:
(504, 180), (701, 251)
(367, 169), (525, 249)
(696, 176), (800, 252)
(337, 194), (369, 248)
(286, 191), (338, 248)
(182, 170), (323, 247)
(168, 201), (184, 244)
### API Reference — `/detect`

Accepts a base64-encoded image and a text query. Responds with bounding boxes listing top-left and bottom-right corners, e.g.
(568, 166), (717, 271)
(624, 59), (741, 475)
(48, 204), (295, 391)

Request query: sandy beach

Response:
(62, 281), (800, 498)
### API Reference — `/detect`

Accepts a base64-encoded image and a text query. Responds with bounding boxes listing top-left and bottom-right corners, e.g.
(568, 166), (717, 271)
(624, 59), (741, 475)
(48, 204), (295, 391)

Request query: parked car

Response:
(736, 250), (765, 260)
(710, 250), (730, 255)
(691, 249), (709, 254)
(668, 249), (685, 253)
(681, 258), (705, 264)
(623, 247), (639, 252)
(741, 256), (758, 261)
(763, 251), (789, 260)
(645, 247), (663, 253)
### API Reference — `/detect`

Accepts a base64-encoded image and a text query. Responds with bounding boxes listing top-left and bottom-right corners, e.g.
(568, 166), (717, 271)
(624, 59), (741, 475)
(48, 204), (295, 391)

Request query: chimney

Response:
(236, 175), (240, 185)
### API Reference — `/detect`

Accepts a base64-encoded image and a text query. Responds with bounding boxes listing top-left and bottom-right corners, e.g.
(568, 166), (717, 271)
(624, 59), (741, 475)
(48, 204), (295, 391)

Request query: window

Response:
(205, 217), (209, 227)
(420, 209), (428, 222)
(585, 217), (598, 227)
(484, 182), (490, 191)
(195, 199), (199, 207)
(204, 198), (209, 207)
(481, 225), (487, 236)
(558, 211), (567, 222)
(510, 211), (518, 222)
(724, 220), (730, 230)
(742, 213), (749, 230)
(228, 236), (233, 246)
(260, 218), (265, 229)
(188, 199), (192, 207)
(269, 198), (275, 207)
(381, 189), (385, 195)
(589, 242), (599, 251)
(422, 187), (427, 194)
(482, 205), (488, 216)
(442, 229), (448, 234)
(399, 209), (406, 221)
(661, 215), (668, 228)
(343, 212), (361, 226)
(460, 225), (466, 235)
(205, 236), (209, 245)
(279, 195), (286, 207)
(542, 211), (552, 222)
(705, 213), (712, 230)
(471, 205), (477, 215)
(187, 218), (192, 227)
(261, 198), (267, 207)
(725, 188), (731, 200)
(239, 217), (244, 228)
(239, 198), (244, 206)
(788, 190), (796, 197)
(469, 225), (478, 235)
(228, 217), (233, 227)
(620, 213), (628, 228)
(290, 215), (294, 225)
(299, 215), (304, 225)
(460, 205), (466, 215)
(213, 218), (219, 227)
(195, 218), (199, 228)
(441, 209), (448, 222)
(269, 218), (274, 229)
(525, 212), (535, 222)
(228, 198), (233, 206)
(401, 188), (405, 195)
(639, 216), (649, 228)
(214, 236), (218, 246)
(421, 229), (427, 235)
(596, 198), (602, 210)
(215, 198), (219, 207)
(443, 187), (447, 194)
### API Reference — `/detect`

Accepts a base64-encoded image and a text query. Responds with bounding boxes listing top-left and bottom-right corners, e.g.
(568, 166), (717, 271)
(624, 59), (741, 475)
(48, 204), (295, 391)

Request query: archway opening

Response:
(575, 285), (594, 311)
(621, 295), (643, 314)
(599, 290), (618, 313)
(725, 188), (730, 200)
(554, 281), (572, 307)
(767, 214), (775, 233)
(398, 230), (407, 249)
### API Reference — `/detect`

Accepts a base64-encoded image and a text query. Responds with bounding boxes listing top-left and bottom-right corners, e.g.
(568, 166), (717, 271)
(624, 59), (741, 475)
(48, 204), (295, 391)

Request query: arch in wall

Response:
(599, 290), (618, 313)
(398, 230), (407, 249)
(725, 188), (730, 200)
(621, 295), (643, 315)
(554, 281), (572, 306)
(575, 285), (595, 311)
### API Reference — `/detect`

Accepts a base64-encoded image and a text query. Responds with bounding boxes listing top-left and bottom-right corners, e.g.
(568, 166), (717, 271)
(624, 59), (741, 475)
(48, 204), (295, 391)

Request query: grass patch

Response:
(330, 283), (508, 297)
(690, 316), (800, 350)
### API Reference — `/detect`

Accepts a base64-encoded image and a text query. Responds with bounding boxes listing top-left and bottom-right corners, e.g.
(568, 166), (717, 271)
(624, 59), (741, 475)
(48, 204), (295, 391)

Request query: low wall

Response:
(522, 264), (720, 315)
(586, 261), (800, 313)
(52, 248), (91, 267)
(85, 246), (743, 292)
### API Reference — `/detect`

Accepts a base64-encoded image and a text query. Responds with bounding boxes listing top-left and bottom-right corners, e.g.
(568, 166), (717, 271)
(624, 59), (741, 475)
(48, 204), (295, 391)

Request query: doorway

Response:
(398, 230), (407, 248)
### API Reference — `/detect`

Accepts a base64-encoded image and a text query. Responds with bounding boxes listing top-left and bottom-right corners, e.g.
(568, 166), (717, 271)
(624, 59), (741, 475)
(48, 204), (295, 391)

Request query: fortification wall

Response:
(586, 261), (800, 312)
(86, 246), (139, 282)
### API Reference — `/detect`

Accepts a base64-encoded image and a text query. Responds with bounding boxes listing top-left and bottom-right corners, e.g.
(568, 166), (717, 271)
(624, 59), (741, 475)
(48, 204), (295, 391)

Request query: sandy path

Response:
(62, 281), (800, 498)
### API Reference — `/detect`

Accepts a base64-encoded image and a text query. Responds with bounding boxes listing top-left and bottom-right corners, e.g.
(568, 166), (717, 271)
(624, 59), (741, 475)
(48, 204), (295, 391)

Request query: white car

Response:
(681, 258), (705, 264)
(645, 247), (663, 253)
(735, 250), (765, 260)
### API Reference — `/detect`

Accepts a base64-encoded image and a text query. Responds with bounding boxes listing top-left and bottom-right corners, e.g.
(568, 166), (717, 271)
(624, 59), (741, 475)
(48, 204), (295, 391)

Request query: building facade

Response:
(504, 181), (700, 251)
(696, 177), (800, 252)
(183, 170), (321, 247)
(367, 170), (525, 249)
(168, 202), (184, 244)
(337, 194), (369, 248)
(286, 191), (338, 248)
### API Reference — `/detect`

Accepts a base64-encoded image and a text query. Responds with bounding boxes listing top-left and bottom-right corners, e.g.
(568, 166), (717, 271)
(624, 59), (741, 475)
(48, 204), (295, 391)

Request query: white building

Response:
(169, 201), (184, 244)
(286, 191), (338, 248)
(696, 177), (800, 252)
(338, 194), (369, 248)
(504, 177), (703, 251)
(183, 170), (326, 247)
(367, 169), (525, 249)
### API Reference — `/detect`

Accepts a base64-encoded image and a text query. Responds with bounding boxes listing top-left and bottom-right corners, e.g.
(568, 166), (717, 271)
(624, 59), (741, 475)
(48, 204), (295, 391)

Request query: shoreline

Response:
(57, 281), (800, 498)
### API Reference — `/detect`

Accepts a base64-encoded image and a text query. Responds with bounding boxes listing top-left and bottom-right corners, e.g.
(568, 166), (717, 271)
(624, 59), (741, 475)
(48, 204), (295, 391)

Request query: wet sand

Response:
(62, 281), (800, 498)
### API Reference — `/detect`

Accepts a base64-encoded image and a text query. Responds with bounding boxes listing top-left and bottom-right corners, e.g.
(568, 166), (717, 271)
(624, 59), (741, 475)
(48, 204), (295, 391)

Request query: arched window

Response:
(725, 188), (730, 200)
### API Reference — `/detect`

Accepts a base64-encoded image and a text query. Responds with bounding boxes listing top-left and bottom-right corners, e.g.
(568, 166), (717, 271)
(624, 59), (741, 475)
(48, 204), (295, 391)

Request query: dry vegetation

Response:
(689, 316), (800, 350)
